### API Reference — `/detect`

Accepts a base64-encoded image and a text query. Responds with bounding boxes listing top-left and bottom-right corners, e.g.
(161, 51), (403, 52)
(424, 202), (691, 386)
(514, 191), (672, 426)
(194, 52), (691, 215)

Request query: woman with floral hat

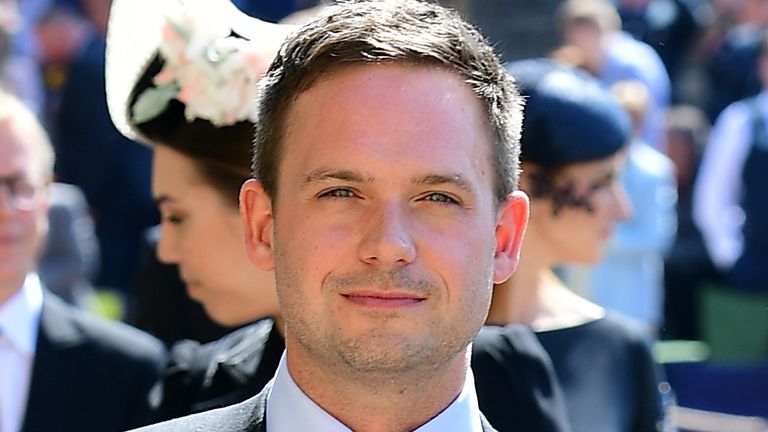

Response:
(105, 0), (291, 421)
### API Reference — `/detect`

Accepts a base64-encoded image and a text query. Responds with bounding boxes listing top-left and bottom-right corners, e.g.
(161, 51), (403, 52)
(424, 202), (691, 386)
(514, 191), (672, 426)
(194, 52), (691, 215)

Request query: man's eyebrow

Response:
(300, 169), (371, 189)
(412, 173), (472, 192)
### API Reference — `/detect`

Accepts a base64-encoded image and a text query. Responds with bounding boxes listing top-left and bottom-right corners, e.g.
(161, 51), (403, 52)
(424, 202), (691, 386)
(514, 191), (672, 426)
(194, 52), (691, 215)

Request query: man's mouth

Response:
(341, 291), (427, 308)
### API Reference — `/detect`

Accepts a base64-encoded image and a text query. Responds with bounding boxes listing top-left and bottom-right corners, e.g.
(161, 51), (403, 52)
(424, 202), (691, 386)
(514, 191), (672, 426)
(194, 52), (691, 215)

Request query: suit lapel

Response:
(21, 294), (85, 431)
(480, 412), (499, 432)
(248, 380), (270, 432)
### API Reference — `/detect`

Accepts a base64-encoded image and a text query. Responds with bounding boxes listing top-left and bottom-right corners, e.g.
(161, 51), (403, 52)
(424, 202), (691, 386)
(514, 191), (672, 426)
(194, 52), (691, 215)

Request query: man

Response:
(555, 0), (670, 153)
(132, 1), (529, 430)
(696, 32), (768, 296)
(0, 90), (165, 432)
(693, 32), (768, 360)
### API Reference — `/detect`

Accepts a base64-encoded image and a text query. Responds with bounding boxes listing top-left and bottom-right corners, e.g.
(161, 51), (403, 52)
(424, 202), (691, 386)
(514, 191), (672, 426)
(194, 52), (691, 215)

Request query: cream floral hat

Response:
(105, 0), (292, 144)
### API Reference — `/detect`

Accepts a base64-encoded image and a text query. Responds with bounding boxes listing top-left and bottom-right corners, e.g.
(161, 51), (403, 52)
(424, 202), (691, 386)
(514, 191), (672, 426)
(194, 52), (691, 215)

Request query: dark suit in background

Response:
(21, 292), (166, 432)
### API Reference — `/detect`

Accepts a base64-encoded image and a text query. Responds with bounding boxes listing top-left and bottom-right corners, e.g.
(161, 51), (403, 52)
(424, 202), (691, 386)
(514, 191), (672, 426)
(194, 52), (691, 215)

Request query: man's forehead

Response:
(284, 63), (488, 134)
(0, 138), (46, 183)
(284, 63), (479, 128)
(0, 132), (29, 169)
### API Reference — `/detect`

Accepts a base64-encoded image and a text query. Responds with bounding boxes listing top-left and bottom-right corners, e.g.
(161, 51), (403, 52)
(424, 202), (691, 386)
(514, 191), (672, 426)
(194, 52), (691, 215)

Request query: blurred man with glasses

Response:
(0, 90), (166, 432)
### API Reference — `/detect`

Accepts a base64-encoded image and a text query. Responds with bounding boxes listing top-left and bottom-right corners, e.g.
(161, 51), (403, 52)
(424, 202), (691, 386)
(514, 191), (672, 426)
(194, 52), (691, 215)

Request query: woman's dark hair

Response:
(128, 55), (253, 208)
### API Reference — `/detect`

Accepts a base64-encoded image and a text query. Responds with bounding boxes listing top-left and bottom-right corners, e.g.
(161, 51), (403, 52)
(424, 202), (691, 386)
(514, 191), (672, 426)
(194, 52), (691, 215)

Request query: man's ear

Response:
(493, 190), (529, 284)
(240, 179), (275, 270)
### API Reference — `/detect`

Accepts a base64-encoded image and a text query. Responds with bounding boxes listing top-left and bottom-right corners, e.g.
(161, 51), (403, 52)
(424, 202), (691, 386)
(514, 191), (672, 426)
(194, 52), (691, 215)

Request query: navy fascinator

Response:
(507, 58), (631, 168)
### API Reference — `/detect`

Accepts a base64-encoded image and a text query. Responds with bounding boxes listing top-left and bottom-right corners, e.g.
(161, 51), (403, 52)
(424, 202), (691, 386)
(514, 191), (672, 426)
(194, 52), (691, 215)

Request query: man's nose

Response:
(358, 202), (417, 267)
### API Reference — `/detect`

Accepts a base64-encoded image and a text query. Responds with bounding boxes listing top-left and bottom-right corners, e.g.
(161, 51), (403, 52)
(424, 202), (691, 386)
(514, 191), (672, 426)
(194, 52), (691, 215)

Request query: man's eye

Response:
(423, 193), (459, 205)
(319, 188), (356, 199)
(11, 179), (36, 198)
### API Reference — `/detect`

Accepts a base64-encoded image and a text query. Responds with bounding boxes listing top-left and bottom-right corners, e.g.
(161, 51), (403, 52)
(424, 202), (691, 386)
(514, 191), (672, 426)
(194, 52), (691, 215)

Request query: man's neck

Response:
(0, 274), (27, 307)
(286, 341), (469, 432)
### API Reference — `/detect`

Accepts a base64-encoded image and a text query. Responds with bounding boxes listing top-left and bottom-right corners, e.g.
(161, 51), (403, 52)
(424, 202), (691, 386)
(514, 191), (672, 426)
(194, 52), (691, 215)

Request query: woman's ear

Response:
(240, 179), (275, 270)
(493, 190), (529, 284)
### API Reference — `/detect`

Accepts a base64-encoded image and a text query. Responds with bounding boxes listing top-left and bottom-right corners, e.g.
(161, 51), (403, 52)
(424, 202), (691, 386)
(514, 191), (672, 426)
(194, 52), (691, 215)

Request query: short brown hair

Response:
(252, 0), (523, 205)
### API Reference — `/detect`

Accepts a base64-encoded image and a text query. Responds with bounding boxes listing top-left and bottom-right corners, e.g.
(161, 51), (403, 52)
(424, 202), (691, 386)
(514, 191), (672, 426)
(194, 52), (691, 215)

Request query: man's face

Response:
(253, 64), (522, 376)
(0, 122), (48, 303)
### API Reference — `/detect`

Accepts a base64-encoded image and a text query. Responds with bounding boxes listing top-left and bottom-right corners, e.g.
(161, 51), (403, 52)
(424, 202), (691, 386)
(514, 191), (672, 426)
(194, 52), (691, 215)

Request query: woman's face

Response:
(151, 145), (278, 326)
(522, 152), (632, 265)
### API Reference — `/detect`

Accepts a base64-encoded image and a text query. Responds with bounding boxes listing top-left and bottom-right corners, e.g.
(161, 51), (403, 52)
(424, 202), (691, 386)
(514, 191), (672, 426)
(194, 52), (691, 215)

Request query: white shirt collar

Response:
(0, 273), (43, 356)
(266, 353), (483, 432)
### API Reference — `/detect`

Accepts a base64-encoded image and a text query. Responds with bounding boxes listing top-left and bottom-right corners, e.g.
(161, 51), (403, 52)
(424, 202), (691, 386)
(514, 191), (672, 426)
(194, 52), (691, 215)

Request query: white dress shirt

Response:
(266, 353), (484, 432)
(693, 93), (761, 270)
(0, 274), (43, 432)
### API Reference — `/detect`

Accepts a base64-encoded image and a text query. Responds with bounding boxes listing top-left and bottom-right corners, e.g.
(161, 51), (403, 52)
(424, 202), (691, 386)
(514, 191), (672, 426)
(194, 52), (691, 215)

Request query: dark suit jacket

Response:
(133, 381), (499, 431)
(21, 292), (166, 432)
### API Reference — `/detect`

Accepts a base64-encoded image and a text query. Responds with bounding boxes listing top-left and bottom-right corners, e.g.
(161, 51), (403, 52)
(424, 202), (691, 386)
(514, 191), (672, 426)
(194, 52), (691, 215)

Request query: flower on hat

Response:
(131, 4), (264, 127)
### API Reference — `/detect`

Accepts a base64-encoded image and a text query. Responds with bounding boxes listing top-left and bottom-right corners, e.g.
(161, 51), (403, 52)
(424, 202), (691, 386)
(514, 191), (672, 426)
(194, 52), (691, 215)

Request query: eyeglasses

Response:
(0, 175), (43, 211)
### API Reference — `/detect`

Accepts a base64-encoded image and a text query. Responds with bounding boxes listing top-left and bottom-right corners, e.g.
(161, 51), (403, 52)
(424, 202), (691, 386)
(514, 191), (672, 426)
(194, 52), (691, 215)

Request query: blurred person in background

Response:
(128, 1), (334, 349)
(129, 224), (232, 348)
(703, 0), (768, 121)
(616, 0), (708, 101)
(695, 32), (768, 295)
(555, 0), (671, 153)
(106, 0), (290, 421)
(485, 59), (669, 432)
(0, 88), (164, 432)
(693, 33), (768, 360)
(0, 0), (45, 116)
(662, 105), (715, 340)
(0, 0), (101, 312)
(587, 80), (677, 334)
(33, 1), (92, 129)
